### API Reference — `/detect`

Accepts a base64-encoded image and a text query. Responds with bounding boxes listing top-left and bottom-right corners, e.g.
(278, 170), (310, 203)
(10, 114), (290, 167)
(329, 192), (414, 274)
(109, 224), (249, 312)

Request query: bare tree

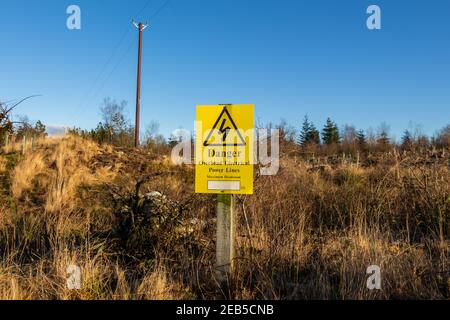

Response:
(100, 98), (128, 136)
(341, 124), (358, 154)
(433, 124), (450, 148)
(1, 95), (40, 143)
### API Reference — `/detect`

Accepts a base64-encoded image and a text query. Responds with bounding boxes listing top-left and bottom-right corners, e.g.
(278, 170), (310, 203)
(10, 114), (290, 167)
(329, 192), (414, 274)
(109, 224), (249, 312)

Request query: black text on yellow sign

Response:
(195, 104), (254, 195)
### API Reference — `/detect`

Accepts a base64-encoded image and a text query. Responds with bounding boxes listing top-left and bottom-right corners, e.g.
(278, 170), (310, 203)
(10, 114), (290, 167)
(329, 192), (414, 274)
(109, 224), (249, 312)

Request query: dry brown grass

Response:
(0, 136), (448, 300)
(0, 157), (6, 173)
(0, 244), (189, 300)
(10, 136), (114, 209)
(11, 152), (46, 198)
(229, 155), (450, 299)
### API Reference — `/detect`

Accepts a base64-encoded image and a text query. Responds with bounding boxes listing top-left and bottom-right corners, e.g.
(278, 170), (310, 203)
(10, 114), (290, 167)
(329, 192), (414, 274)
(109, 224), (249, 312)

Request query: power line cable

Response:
(149, 0), (171, 21)
(135, 0), (154, 19)
(79, 0), (154, 108)
(88, 0), (172, 106)
(83, 27), (131, 97)
(92, 38), (136, 103)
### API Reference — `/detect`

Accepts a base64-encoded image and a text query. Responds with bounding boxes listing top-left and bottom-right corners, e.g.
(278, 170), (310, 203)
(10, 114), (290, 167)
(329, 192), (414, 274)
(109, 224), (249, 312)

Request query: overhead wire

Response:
(149, 0), (171, 21)
(89, 0), (172, 103)
(79, 0), (155, 107)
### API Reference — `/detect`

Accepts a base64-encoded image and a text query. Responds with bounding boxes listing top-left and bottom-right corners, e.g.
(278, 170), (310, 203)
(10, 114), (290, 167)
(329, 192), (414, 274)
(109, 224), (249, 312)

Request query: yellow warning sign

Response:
(195, 104), (254, 195)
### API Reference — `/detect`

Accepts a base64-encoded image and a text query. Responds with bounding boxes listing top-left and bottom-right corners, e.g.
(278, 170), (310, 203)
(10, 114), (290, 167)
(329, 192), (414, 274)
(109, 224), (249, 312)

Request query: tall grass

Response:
(0, 136), (448, 299)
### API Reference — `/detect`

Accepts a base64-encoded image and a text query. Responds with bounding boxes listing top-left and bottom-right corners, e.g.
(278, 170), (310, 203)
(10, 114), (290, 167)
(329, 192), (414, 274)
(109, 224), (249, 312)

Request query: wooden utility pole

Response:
(133, 20), (149, 148)
(216, 194), (236, 282)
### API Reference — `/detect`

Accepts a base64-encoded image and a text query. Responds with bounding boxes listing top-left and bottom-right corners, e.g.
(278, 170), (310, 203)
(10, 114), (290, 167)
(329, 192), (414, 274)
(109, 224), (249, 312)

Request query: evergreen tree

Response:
(34, 120), (47, 137)
(298, 115), (311, 145)
(309, 124), (321, 145)
(90, 122), (109, 144)
(377, 125), (391, 151)
(298, 115), (320, 146)
(322, 118), (340, 145)
(356, 129), (367, 149)
(401, 129), (413, 150)
(377, 131), (390, 146)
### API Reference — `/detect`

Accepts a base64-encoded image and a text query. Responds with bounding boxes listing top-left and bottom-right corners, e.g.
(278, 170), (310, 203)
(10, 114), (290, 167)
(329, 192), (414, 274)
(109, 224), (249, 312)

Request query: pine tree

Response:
(309, 124), (321, 145)
(356, 129), (366, 149)
(298, 115), (311, 145)
(34, 120), (47, 137)
(401, 129), (413, 150)
(91, 122), (108, 144)
(377, 132), (389, 146)
(322, 118), (339, 145)
(377, 126), (390, 151)
(298, 115), (320, 146)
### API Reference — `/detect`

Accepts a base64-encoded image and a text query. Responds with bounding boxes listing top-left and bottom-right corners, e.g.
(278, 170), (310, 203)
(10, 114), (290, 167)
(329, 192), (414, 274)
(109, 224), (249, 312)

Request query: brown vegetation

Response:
(0, 135), (449, 300)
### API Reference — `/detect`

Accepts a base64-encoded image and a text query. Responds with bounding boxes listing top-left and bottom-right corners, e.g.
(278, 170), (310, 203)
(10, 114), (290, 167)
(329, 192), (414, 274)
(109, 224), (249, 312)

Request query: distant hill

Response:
(46, 125), (68, 137)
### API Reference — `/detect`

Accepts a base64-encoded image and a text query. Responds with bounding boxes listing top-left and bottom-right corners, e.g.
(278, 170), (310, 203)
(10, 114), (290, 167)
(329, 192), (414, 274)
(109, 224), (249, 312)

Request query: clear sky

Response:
(1, 0), (449, 140)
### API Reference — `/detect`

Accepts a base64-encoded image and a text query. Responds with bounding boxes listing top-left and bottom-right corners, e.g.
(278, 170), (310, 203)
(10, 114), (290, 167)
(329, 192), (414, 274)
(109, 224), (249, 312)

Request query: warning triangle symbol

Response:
(203, 106), (247, 147)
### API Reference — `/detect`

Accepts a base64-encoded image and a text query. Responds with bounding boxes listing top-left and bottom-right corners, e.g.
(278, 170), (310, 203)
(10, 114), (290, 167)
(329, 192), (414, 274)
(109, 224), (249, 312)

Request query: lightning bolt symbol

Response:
(219, 119), (231, 142)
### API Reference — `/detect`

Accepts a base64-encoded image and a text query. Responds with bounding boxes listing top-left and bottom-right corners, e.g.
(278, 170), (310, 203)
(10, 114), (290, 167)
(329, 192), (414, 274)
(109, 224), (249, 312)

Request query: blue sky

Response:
(1, 0), (449, 140)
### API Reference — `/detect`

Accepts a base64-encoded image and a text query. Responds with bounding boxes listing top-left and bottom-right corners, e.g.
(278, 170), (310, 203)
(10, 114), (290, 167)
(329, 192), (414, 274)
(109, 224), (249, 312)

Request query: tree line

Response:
(290, 115), (449, 155)
(69, 98), (179, 153)
(3, 97), (449, 155)
(71, 98), (449, 157)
